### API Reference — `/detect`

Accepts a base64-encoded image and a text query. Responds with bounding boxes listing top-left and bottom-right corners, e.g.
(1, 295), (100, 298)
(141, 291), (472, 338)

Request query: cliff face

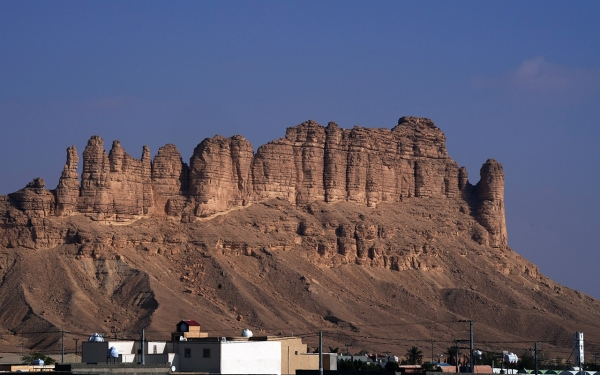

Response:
(4, 116), (600, 358)
(1, 116), (507, 248)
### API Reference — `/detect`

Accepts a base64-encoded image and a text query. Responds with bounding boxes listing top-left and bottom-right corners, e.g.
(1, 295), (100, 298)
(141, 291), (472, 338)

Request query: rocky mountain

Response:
(0, 116), (598, 359)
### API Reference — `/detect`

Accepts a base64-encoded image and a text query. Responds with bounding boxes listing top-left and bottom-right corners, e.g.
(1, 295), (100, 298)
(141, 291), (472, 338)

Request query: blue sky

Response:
(1, 1), (600, 298)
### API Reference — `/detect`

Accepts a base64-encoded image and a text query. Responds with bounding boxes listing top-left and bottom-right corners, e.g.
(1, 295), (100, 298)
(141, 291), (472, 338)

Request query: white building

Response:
(173, 338), (281, 374)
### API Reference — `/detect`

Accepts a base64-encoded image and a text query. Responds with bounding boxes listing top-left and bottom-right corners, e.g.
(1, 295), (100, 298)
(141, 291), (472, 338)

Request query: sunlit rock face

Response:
(0, 116), (507, 247)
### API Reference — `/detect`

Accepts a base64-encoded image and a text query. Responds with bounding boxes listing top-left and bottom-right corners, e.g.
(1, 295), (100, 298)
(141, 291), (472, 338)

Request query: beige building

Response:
(171, 319), (208, 341)
(276, 336), (336, 375)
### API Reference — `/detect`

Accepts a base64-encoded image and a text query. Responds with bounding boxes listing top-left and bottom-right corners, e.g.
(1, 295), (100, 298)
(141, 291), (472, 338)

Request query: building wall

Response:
(173, 340), (221, 373)
(82, 340), (169, 364)
(82, 341), (109, 363)
(147, 342), (167, 355)
(220, 341), (281, 375)
(173, 339), (281, 374)
(110, 341), (136, 356)
(277, 337), (320, 374)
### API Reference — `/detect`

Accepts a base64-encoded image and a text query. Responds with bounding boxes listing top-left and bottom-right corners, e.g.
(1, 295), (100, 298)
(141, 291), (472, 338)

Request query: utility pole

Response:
(459, 320), (474, 373)
(429, 339), (435, 363)
(534, 342), (539, 375)
(455, 340), (459, 373)
(111, 328), (119, 340)
(61, 330), (65, 364)
(141, 329), (145, 365)
(73, 338), (79, 356)
(319, 331), (323, 375)
(469, 321), (473, 373)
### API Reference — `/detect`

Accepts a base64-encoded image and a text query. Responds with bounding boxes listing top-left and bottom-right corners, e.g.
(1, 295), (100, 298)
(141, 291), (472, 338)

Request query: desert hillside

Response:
(0, 116), (598, 359)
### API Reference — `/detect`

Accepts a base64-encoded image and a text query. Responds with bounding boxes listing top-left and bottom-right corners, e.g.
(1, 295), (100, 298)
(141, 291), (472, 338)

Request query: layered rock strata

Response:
(0, 116), (508, 247)
(78, 137), (153, 220)
(189, 135), (253, 216)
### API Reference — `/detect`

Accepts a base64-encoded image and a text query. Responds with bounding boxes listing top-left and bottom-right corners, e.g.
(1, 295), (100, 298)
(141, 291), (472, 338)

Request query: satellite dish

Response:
(33, 359), (44, 366)
(504, 353), (518, 364)
(89, 333), (104, 342)
(109, 346), (119, 358)
(241, 328), (253, 337)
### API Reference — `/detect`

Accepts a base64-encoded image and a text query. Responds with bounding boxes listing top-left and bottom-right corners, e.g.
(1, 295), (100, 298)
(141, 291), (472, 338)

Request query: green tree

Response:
(519, 351), (535, 370)
(479, 351), (502, 367)
(337, 358), (356, 370)
(21, 353), (56, 365)
(423, 362), (442, 372)
(355, 360), (381, 371)
(385, 360), (400, 371)
(445, 346), (458, 365)
(337, 358), (382, 371)
(406, 346), (424, 365)
(584, 362), (600, 371)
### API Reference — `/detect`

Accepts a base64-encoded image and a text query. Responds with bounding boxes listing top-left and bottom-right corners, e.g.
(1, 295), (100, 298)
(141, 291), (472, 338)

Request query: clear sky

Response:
(1, 1), (599, 298)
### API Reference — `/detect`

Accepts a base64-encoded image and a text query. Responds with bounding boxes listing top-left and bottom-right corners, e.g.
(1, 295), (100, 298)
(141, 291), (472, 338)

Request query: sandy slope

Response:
(0, 198), (598, 360)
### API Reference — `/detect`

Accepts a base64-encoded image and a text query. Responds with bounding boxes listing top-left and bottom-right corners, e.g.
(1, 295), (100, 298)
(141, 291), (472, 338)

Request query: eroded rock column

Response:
(475, 159), (508, 247)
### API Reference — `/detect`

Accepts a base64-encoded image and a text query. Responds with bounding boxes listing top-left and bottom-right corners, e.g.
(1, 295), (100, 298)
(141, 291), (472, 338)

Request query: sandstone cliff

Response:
(1, 116), (507, 249)
(2, 116), (600, 358)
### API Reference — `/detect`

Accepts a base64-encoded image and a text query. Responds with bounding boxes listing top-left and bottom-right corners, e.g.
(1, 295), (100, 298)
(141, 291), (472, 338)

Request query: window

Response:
(203, 348), (211, 358)
(184, 348), (191, 358)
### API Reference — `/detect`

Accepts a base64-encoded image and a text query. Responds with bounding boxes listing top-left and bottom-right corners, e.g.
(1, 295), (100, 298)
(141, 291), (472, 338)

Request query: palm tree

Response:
(406, 346), (424, 365)
(445, 346), (459, 365)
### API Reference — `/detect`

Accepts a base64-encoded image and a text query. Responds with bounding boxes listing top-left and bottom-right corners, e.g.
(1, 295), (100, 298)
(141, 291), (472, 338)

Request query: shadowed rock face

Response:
(151, 144), (189, 197)
(1, 116), (507, 247)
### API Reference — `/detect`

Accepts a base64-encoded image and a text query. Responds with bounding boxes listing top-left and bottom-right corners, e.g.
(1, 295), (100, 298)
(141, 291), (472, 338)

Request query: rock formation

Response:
(7, 177), (55, 218)
(151, 144), (189, 197)
(189, 135), (253, 217)
(3, 116), (600, 359)
(55, 146), (79, 215)
(1, 116), (508, 247)
(473, 159), (508, 247)
(77, 137), (152, 221)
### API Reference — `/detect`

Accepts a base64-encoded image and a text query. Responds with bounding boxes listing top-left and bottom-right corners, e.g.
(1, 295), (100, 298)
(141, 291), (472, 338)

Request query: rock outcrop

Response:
(78, 137), (152, 221)
(0, 116), (508, 247)
(7, 178), (55, 218)
(55, 146), (80, 216)
(151, 144), (189, 197)
(472, 159), (508, 247)
(189, 135), (253, 217)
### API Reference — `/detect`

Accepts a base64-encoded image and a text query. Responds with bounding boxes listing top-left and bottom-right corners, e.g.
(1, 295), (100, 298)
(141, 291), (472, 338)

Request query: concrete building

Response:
(79, 322), (331, 374)
(172, 335), (336, 375)
(81, 334), (174, 365)
(173, 337), (281, 374)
